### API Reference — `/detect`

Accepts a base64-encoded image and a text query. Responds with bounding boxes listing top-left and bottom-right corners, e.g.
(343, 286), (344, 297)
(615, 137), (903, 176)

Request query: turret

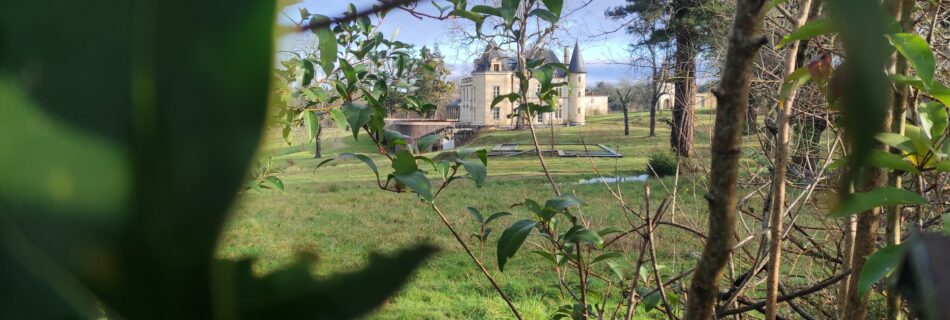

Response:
(567, 42), (587, 125)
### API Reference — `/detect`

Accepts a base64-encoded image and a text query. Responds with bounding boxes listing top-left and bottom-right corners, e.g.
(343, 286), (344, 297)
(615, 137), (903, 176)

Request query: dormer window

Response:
(492, 63), (500, 72)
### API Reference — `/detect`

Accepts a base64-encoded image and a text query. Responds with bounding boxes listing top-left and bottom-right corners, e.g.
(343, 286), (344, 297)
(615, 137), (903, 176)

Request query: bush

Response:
(647, 151), (678, 177)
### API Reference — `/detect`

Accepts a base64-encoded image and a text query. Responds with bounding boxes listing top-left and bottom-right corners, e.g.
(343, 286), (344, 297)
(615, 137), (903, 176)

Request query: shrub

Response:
(647, 151), (678, 177)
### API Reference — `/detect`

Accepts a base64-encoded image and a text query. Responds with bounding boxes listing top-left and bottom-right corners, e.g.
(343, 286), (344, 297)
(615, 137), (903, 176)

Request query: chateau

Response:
(458, 42), (609, 126)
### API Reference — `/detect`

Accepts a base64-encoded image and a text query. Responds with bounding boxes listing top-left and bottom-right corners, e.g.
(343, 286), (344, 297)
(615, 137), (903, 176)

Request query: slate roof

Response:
(472, 43), (569, 77)
(568, 42), (586, 73)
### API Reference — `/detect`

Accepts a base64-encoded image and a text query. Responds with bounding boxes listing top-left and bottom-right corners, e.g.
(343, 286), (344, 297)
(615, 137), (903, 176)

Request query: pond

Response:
(576, 174), (650, 185)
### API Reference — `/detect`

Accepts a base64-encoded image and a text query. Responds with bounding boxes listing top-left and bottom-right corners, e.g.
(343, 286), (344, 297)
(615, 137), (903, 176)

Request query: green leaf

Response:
(857, 244), (905, 296)
(224, 244), (437, 319)
(392, 150), (418, 174)
(394, 171), (433, 201)
(316, 153), (379, 180)
(491, 94), (509, 108)
(500, 0), (519, 24)
(310, 14), (337, 75)
(936, 160), (950, 172)
(591, 252), (621, 264)
(383, 129), (409, 146)
(485, 212), (512, 225)
(876, 132), (916, 154)
(780, 66), (811, 100)
(776, 18), (835, 48)
(887, 33), (936, 89)
(545, 195), (581, 211)
(458, 159), (487, 187)
(304, 110), (320, 141)
(531, 250), (557, 264)
(470, 5), (501, 16)
(565, 228), (605, 249)
(329, 108), (349, 133)
(597, 227), (625, 237)
(542, 0), (563, 16)
(929, 82), (950, 107)
(638, 288), (661, 312)
(417, 134), (441, 151)
(301, 59), (315, 85)
(831, 187), (928, 217)
(339, 59), (357, 85)
(529, 8), (558, 23)
(919, 102), (948, 141)
(342, 103), (372, 140)
(497, 219), (537, 271)
(866, 149), (920, 173)
(263, 176), (284, 191)
(467, 207), (484, 224)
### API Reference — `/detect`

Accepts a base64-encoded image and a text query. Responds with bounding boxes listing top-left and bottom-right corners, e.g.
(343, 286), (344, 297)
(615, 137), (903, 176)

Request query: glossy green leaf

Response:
(301, 59), (315, 85)
(417, 134), (441, 151)
(339, 59), (357, 85)
(780, 66), (811, 100)
(392, 150), (418, 174)
(887, 33), (936, 89)
(545, 195), (581, 211)
(867, 149), (920, 173)
(591, 252), (622, 264)
(329, 108), (349, 133)
(936, 160), (950, 172)
(484, 212), (512, 225)
(342, 103), (372, 140)
(470, 5), (501, 16)
(467, 207), (484, 224)
(565, 228), (605, 249)
(500, 0), (519, 24)
(529, 8), (558, 23)
(597, 227), (626, 237)
(310, 14), (337, 75)
(316, 153), (379, 180)
(458, 159), (487, 187)
(497, 219), (537, 271)
(919, 102), (948, 141)
(304, 110), (320, 141)
(876, 132), (916, 154)
(831, 187), (928, 217)
(542, 0), (563, 16)
(394, 171), (433, 201)
(383, 129), (409, 146)
(857, 244), (905, 296)
(263, 176), (284, 191)
(929, 82), (950, 106)
(776, 18), (835, 48)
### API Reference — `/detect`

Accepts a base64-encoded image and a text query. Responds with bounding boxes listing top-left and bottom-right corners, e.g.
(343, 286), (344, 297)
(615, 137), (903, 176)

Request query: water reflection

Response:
(577, 174), (650, 185)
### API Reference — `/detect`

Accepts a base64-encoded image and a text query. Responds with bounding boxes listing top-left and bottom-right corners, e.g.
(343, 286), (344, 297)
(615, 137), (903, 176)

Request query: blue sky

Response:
(277, 0), (654, 84)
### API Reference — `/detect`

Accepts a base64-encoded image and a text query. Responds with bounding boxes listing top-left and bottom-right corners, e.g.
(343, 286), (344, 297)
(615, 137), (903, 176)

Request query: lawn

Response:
(217, 109), (781, 319)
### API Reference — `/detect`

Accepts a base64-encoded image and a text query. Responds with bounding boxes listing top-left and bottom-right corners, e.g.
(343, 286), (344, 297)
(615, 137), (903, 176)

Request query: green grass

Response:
(217, 110), (763, 318)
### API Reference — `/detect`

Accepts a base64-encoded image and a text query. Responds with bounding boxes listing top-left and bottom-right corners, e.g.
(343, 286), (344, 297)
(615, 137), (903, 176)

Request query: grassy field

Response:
(217, 110), (756, 318)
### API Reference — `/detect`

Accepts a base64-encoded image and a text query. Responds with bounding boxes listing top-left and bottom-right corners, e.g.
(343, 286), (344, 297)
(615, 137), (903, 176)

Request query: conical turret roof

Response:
(568, 41), (586, 73)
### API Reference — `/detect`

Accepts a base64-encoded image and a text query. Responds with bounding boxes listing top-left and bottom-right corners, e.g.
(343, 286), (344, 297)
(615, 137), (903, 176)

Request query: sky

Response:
(277, 0), (653, 84)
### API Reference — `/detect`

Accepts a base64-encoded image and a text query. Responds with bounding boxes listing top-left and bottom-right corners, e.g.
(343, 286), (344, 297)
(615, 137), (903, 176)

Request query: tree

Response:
(413, 45), (455, 118)
(609, 0), (723, 156)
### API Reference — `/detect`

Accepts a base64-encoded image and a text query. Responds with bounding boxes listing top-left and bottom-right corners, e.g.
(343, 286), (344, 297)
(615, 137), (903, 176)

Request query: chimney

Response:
(563, 47), (569, 65)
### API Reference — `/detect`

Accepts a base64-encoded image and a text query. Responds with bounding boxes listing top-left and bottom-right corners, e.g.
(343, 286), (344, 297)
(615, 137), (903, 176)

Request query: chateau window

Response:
(492, 64), (500, 71)
(556, 107), (562, 119)
(536, 85), (541, 95)
(492, 86), (500, 97)
(538, 112), (545, 122)
(492, 107), (500, 120)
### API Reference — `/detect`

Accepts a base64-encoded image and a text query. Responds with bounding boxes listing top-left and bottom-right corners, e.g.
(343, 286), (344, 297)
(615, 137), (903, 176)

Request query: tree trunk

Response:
(765, 1), (813, 318)
(314, 125), (323, 158)
(624, 106), (630, 136)
(650, 96), (658, 137)
(683, 0), (770, 317)
(671, 32), (696, 157)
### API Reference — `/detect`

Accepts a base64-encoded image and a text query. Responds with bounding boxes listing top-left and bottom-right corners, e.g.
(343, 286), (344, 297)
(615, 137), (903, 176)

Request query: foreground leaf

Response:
(857, 244), (905, 297)
(497, 219), (537, 271)
(831, 187), (928, 217)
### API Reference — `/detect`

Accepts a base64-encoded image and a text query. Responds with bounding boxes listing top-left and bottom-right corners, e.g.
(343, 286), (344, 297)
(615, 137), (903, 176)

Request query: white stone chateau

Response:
(458, 42), (609, 126)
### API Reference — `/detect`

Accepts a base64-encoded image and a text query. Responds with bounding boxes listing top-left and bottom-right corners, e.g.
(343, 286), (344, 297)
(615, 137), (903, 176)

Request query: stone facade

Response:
(458, 42), (608, 126)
